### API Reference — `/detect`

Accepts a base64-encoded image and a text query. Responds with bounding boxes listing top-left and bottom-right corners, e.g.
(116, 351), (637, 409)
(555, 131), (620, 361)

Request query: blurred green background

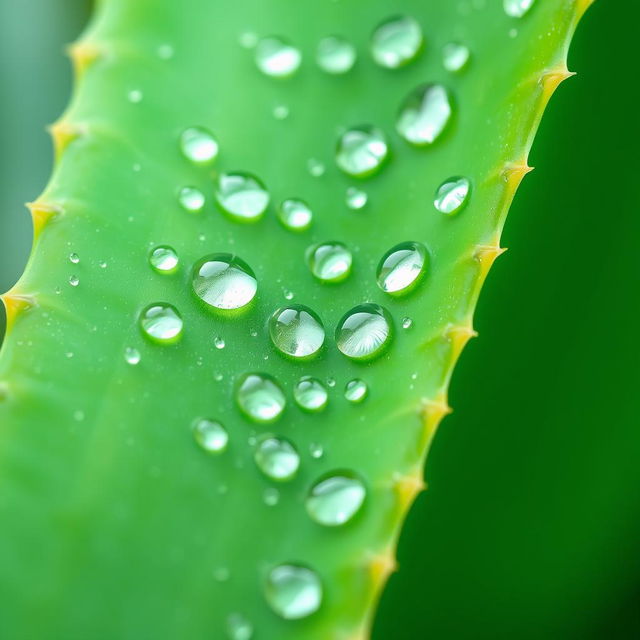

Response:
(1, 1), (638, 638)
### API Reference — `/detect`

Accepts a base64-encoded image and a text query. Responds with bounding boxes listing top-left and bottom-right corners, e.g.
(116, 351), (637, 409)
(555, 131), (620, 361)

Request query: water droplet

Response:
(326, 377), (336, 388)
(309, 442), (324, 459)
(236, 373), (286, 422)
(434, 176), (470, 215)
(307, 242), (352, 283)
(157, 43), (174, 59)
(307, 158), (326, 177)
(192, 418), (229, 454)
(264, 564), (322, 620)
(376, 241), (428, 295)
(124, 347), (141, 365)
(283, 289), (294, 301)
(69, 252), (79, 264)
(371, 15), (423, 69)
(346, 187), (367, 210)
(306, 472), (366, 526)
(227, 613), (253, 640)
(336, 126), (388, 178)
(269, 305), (325, 359)
(316, 36), (356, 74)
(336, 303), (393, 360)
(178, 186), (205, 213)
(255, 37), (301, 77)
(278, 199), (313, 231)
(192, 253), (257, 310)
(239, 31), (258, 49)
(128, 89), (143, 103)
(273, 104), (290, 120)
(263, 487), (280, 506)
(294, 377), (328, 412)
(139, 303), (183, 343)
(99, 261), (107, 269)
(397, 84), (453, 146)
(504, 0), (534, 18)
(442, 42), (470, 73)
(214, 566), (230, 582)
(149, 245), (179, 274)
(344, 379), (368, 403)
(214, 336), (226, 350)
(179, 126), (219, 165)
(402, 316), (413, 329)
(215, 172), (269, 222)
(69, 275), (79, 287)
(254, 436), (300, 481)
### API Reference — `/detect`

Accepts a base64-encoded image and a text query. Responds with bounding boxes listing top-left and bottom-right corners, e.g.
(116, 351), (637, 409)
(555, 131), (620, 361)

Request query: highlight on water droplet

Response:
(124, 346), (141, 365)
(139, 303), (183, 343)
(69, 275), (79, 287)
(227, 613), (253, 640)
(434, 176), (470, 215)
(179, 126), (219, 165)
(397, 84), (453, 146)
(294, 376), (328, 412)
(306, 471), (366, 527)
(264, 564), (323, 620)
(306, 241), (352, 283)
(316, 36), (356, 74)
(344, 379), (368, 403)
(402, 316), (413, 329)
(346, 187), (368, 210)
(263, 487), (280, 506)
(442, 42), (470, 72)
(335, 303), (393, 360)
(254, 436), (300, 481)
(376, 241), (428, 295)
(269, 305), (325, 359)
(178, 186), (205, 214)
(278, 198), (313, 231)
(336, 125), (388, 178)
(255, 36), (301, 78)
(215, 172), (269, 222)
(192, 253), (257, 311)
(69, 252), (79, 264)
(503, 0), (535, 18)
(214, 336), (226, 350)
(370, 15), (423, 69)
(149, 245), (179, 274)
(236, 373), (286, 422)
(192, 418), (229, 454)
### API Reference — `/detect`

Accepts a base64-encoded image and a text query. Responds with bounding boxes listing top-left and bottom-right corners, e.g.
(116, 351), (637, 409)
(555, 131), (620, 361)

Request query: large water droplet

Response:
(376, 241), (428, 295)
(227, 613), (253, 640)
(434, 176), (470, 215)
(192, 418), (229, 454)
(149, 245), (179, 274)
(336, 126), (388, 178)
(215, 172), (269, 222)
(344, 379), (368, 403)
(307, 242), (352, 283)
(396, 84), (452, 146)
(306, 472), (366, 527)
(254, 436), (300, 481)
(278, 199), (313, 231)
(236, 373), (286, 422)
(180, 126), (219, 165)
(504, 0), (534, 18)
(264, 564), (323, 620)
(269, 305), (325, 359)
(192, 254), (257, 310)
(294, 377), (328, 412)
(178, 186), (205, 213)
(346, 187), (368, 210)
(371, 15), (423, 69)
(316, 36), (356, 74)
(255, 37), (301, 77)
(336, 303), (392, 360)
(140, 303), (183, 343)
(442, 42), (470, 72)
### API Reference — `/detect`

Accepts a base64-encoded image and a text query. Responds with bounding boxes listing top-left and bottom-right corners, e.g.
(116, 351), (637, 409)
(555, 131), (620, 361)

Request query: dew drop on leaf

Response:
(254, 436), (300, 481)
(306, 241), (352, 283)
(179, 126), (219, 165)
(255, 36), (301, 77)
(335, 303), (393, 360)
(316, 36), (356, 74)
(278, 198), (313, 231)
(226, 613), (253, 640)
(192, 253), (257, 310)
(344, 379), (368, 403)
(124, 346), (141, 365)
(442, 42), (470, 72)
(396, 84), (453, 146)
(149, 245), (179, 274)
(269, 305), (325, 359)
(139, 303), (183, 343)
(263, 487), (280, 506)
(178, 186), (205, 214)
(294, 377), (328, 413)
(345, 187), (368, 210)
(434, 176), (471, 214)
(215, 172), (269, 222)
(68, 252), (79, 264)
(68, 275), (79, 287)
(306, 472), (366, 526)
(264, 564), (323, 620)
(192, 418), (229, 454)
(504, 0), (535, 18)
(236, 373), (286, 423)
(336, 125), (388, 178)
(376, 241), (428, 295)
(370, 15), (423, 69)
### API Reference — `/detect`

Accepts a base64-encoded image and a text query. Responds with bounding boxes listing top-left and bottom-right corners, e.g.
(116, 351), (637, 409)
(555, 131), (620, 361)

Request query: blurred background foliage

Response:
(0, 1), (637, 638)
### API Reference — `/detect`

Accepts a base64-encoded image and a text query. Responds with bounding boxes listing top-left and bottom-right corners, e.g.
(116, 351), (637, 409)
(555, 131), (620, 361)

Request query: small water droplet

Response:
(402, 316), (413, 329)
(309, 442), (324, 459)
(180, 126), (219, 165)
(239, 31), (258, 49)
(307, 242), (352, 283)
(192, 418), (229, 454)
(326, 377), (336, 388)
(157, 43), (174, 59)
(307, 158), (326, 177)
(214, 372), (224, 382)
(254, 436), (300, 481)
(376, 241), (428, 295)
(215, 172), (269, 222)
(139, 303), (183, 343)
(99, 261), (107, 269)
(434, 176), (470, 215)
(178, 186), (205, 213)
(371, 15), (423, 69)
(149, 245), (179, 274)
(124, 347), (141, 365)
(273, 104), (290, 120)
(294, 377), (328, 412)
(227, 613), (253, 640)
(278, 198), (313, 231)
(504, 0), (534, 18)
(316, 36), (356, 74)
(442, 42), (470, 72)
(508, 27), (518, 38)
(255, 37), (301, 77)
(214, 566), (230, 582)
(283, 289), (294, 301)
(192, 253), (257, 310)
(214, 336), (226, 350)
(128, 89), (143, 103)
(69, 252), (80, 264)
(306, 472), (366, 526)
(344, 379), (368, 403)
(346, 187), (368, 210)
(336, 126), (388, 178)
(397, 84), (453, 146)
(336, 303), (393, 360)
(236, 373), (286, 422)
(65, 351), (74, 359)
(269, 305), (325, 359)
(69, 275), (79, 287)
(264, 564), (323, 620)
(263, 487), (280, 506)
